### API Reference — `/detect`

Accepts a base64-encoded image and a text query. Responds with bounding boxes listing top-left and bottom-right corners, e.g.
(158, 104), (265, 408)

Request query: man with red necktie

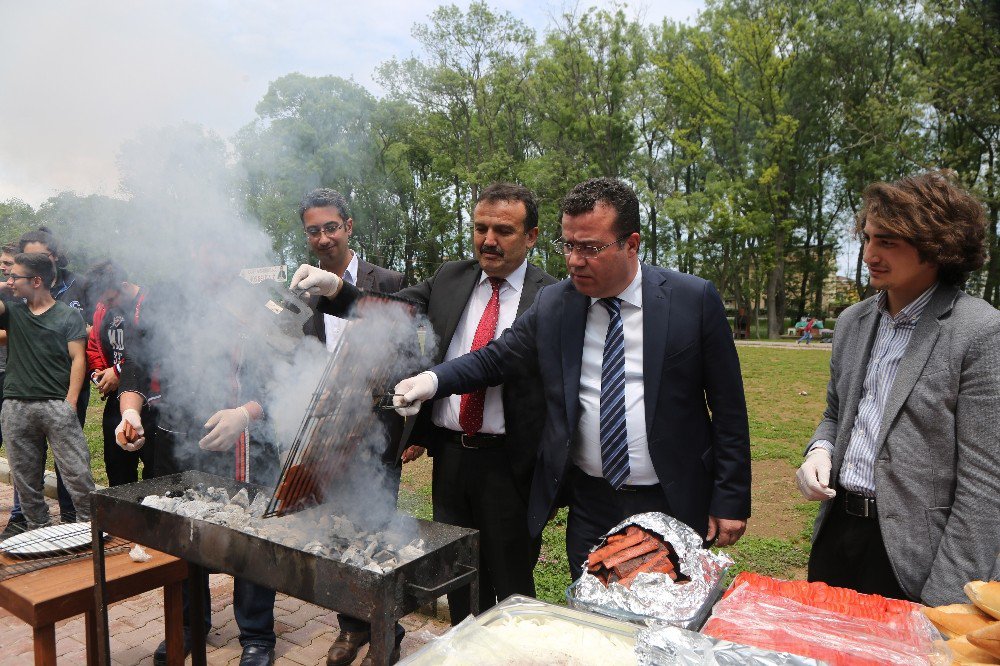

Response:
(292, 183), (558, 641)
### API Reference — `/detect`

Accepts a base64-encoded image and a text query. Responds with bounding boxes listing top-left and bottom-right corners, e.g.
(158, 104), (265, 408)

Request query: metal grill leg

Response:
(188, 564), (208, 666)
(91, 522), (111, 666)
(368, 613), (396, 666)
(467, 572), (480, 616)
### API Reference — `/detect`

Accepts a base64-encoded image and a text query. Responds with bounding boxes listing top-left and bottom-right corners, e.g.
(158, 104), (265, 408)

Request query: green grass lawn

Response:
(71, 345), (831, 604)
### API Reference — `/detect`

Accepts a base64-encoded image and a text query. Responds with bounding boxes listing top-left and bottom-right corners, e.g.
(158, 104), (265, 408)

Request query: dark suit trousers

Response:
(565, 466), (671, 580)
(807, 489), (910, 600)
(431, 439), (540, 623)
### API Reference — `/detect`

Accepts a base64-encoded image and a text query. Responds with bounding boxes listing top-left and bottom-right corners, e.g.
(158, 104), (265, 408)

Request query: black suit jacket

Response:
(303, 257), (406, 344)
(319, 259), (558, 500)
(432, 264), (752, 538)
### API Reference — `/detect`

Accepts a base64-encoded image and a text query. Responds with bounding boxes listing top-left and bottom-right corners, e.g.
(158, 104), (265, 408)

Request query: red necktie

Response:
(459, 277), (503, 435)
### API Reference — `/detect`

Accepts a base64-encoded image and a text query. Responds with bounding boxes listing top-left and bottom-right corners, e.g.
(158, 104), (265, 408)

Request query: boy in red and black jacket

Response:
(85, 260), (154, 486)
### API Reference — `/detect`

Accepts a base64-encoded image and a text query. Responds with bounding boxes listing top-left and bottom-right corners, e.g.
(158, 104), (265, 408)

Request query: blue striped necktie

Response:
(599, 297), (630, 489)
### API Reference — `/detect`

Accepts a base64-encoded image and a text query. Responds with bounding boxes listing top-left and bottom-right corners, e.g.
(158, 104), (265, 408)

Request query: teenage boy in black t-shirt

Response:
(0, 253), (96, 528)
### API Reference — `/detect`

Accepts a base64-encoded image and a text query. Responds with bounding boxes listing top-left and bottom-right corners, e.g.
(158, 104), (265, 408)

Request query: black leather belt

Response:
(843, 490), (877, 518)
(440, 429), (506, 449)
(617, 483), (660, 493)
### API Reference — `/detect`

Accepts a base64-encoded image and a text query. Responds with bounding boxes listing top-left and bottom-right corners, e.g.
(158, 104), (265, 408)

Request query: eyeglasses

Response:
(304, 221), (347, 238)
(7, 273), (36, 282)
(552, 234), (631, 258)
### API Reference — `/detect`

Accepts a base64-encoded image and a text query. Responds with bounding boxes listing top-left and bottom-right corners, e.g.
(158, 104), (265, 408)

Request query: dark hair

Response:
(85, 260), (129, 300)
(856, 171), (987, 286)
(298, 188), (351, 224)
(476, 182), (540, 232)
(561, 178), (641, 239)
(1, 242), (16, 256)
(14, 252), (56, 289)
(18, 227), (68, 269)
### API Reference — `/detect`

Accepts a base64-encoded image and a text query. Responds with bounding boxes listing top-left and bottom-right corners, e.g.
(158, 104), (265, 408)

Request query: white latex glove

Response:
(796, 447), (837, 500)
(289, 264), (343, 298)
(115, 408), (145, 452)
(393, 372), (437, 416)
(199, 407), (249, 451)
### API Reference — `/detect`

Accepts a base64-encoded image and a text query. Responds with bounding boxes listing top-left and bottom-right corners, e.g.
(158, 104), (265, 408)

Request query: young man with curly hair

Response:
(796, 171), (1000, 605)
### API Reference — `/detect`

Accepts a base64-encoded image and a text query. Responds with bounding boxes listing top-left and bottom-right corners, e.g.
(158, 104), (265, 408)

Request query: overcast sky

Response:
(0, 0), (704, 207)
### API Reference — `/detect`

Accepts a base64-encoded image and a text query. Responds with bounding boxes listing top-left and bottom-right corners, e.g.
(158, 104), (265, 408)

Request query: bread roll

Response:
(966, 582), (1000, 620)
(968, 622), (1000, 659)
(924, 604), (995, 638)
(948, 636), (1000, 664)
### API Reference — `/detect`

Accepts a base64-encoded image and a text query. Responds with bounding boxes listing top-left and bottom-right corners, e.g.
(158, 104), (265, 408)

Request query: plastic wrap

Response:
(702, 582), (949, 666)
(635, 623), (823, 665)
(567, 512), (731, 628)
(399, 595), (638, 665)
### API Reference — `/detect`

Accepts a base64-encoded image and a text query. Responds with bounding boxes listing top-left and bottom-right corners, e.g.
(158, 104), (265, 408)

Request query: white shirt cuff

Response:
(421, 370), (439, 396)
(807, 440), (834, 456)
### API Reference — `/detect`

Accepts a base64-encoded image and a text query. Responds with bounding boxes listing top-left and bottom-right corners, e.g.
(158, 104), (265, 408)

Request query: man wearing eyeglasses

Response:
(391, 177), (751, 579)
(0, 253), (96, 531)
(299, 189), (405, 349)
(291, 182), (557, 663)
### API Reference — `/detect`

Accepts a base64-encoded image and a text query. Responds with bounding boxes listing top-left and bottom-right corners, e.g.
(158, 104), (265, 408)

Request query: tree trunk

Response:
(767, 225), (786, 339)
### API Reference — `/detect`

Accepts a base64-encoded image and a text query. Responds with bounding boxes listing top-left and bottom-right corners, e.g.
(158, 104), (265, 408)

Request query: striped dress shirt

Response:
(817, 283), (939, 496)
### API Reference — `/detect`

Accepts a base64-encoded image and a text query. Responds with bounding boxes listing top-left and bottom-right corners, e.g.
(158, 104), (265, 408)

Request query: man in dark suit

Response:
(296, 188), (407, 666)
(291, 183), (558, 630)
(391, 178), (751, 579)
(298, 188), (405, 347)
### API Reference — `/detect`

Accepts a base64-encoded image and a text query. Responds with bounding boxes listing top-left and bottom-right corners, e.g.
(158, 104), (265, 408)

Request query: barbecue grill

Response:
(90, 471), (479, 666)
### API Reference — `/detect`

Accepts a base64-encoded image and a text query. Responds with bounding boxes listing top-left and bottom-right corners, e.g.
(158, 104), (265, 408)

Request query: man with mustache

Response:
(292, 183), (557, 663)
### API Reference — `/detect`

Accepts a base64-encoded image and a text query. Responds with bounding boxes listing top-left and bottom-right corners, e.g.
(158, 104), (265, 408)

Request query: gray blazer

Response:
(809, 284), (1000, 605)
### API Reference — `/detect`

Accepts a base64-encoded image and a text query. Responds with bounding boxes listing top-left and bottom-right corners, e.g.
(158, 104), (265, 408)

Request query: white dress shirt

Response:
(572, 265), (656, 485)
(432, 260), (528, 434)
(324, 251), (359, 352)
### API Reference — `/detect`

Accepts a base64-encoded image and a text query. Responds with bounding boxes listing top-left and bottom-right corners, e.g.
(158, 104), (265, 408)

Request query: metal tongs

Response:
(374, 392), (411, 411)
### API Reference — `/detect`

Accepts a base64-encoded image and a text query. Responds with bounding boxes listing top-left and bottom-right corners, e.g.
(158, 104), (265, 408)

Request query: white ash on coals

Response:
(140, 485), (426, 573)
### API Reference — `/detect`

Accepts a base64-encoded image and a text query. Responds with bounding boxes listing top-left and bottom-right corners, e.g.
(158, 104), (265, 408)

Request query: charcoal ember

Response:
(374, 550), (396, 565)
(341, 545), (366, 566)
(248, 492), (269, 518)
(229, 488), (250, 509)
(141, 490), (426, 573)
(302, 541), (327, 555)
(175, 500), (213, 518)
(398, 544), (423, 561)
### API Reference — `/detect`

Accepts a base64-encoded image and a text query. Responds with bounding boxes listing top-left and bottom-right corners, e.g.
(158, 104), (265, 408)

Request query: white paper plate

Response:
(0, 522), (97, 556)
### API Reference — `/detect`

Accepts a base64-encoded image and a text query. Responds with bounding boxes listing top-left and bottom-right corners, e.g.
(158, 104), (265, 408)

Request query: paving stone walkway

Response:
(0, 481), (451, 665)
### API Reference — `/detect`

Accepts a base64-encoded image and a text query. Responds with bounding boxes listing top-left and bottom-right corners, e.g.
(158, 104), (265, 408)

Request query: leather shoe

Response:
(152, 630), (191, 666)
(240, 645), (275, 666)
(359, 635), (402, 666)
(327, 630), (370, 666)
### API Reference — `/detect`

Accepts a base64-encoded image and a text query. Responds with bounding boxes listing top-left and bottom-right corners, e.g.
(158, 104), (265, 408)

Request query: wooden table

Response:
(0, 547), (188, 666)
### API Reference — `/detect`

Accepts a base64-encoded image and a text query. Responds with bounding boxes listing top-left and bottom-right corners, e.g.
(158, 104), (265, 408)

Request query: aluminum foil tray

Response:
(567, 569), (726, 630)
(400, 594), (639, 665)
